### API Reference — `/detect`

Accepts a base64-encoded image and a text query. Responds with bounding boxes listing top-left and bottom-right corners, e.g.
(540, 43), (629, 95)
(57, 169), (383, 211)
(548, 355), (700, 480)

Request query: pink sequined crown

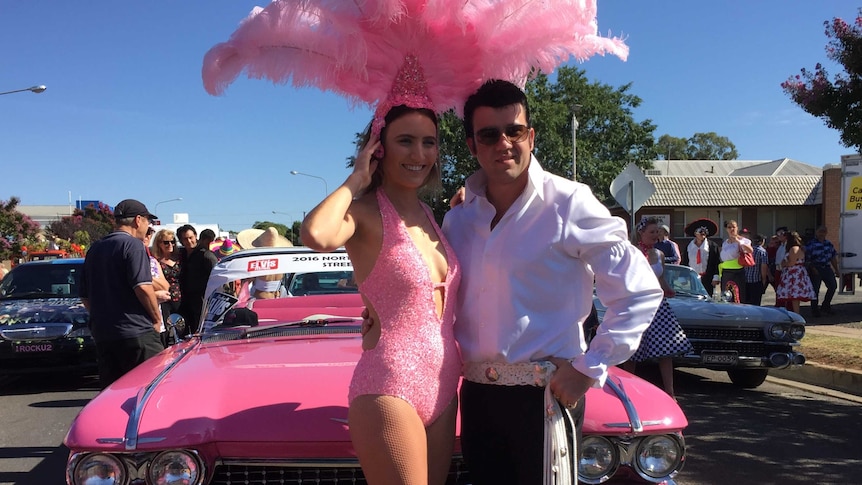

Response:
(371, 54), (435, 140)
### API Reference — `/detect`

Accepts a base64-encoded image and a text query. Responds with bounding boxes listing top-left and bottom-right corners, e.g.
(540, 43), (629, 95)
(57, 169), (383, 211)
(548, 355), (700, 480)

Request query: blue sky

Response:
(1, 1), (858, 233)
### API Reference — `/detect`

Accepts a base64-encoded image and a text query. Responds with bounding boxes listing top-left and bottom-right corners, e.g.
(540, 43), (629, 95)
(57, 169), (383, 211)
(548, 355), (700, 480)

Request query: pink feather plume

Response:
(203, 0), (628, 114)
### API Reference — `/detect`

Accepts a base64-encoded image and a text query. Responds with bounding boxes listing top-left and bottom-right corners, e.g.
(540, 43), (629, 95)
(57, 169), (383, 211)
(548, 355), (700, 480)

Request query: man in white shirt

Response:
(442, 80), (663, 484)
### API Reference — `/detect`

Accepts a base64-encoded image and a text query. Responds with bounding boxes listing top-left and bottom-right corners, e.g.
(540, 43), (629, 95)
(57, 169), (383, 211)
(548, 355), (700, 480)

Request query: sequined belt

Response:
(463, 361), (577, 485)
(463, 361), (555, 386)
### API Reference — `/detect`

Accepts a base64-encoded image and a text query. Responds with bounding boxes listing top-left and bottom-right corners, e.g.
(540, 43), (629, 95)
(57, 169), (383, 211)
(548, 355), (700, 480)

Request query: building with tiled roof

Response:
(617, 158), (843, 251)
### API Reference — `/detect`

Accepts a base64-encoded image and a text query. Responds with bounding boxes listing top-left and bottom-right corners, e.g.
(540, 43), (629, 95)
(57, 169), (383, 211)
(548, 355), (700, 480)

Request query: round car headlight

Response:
(634, 435), (683, 480)
(578, 436), (618, 484)
(72, 453), (126, 485)
(768, 324), (787, 340)
(789, 324), (805, 340)
(148, 450), (203, 485)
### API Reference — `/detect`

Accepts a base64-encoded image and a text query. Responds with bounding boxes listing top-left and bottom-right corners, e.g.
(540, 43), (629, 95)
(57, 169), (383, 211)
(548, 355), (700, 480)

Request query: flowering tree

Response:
(782, 9), (862, 154)
(47, 202), (115, 248)
(0, 197), (42, 262)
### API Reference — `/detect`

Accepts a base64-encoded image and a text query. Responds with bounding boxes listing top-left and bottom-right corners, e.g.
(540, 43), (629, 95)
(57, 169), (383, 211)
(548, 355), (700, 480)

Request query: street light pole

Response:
(571, 104), (581, 182)
(271, 211), (298, 244)
(0, 85), (47, 96)
(290, 170), (329, 198)
(154, 198), (183, 220)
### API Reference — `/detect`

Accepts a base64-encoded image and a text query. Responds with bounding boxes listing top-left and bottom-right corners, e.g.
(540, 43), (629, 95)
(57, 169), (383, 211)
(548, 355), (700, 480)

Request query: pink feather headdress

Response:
(203, 0), (628, 137)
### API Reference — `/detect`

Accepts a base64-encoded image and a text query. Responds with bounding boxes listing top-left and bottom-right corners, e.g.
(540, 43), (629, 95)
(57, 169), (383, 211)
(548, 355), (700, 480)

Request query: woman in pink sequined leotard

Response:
(301, 106), (460, 485)
(349, 187), (461, 424)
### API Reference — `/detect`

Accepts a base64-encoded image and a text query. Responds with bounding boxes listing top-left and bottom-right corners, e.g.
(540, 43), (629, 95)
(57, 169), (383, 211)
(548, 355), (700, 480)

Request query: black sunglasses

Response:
(161, 240), (176, 245)
(474, 124), (530, 146)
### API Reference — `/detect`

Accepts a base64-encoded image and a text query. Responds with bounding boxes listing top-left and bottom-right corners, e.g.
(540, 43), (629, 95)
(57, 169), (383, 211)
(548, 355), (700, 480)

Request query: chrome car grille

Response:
(683, 327), (762, 341)
(689, 340), (768, 355)
(0, 323), (73, 341)
(210, 459), (471, 485)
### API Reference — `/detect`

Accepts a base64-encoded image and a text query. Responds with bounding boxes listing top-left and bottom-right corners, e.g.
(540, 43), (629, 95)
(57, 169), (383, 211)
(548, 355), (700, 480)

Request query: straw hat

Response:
(237, 227), (293, 248)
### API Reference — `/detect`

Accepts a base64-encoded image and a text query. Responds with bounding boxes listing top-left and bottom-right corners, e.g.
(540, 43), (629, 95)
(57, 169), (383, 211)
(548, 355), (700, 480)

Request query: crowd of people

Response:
(80, 199), (291, 389)
(663, 220), (839, 315)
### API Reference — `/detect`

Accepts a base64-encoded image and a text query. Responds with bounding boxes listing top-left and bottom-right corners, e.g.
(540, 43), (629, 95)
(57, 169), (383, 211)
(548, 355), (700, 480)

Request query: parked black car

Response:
(594, 264), (805, 388)
(0, 259), (95, 374)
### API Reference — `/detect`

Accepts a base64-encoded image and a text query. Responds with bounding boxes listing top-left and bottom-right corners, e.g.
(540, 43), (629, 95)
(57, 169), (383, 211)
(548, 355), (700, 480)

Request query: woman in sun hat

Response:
(235, 227), (292, 300)
(236, 227), (292, 250)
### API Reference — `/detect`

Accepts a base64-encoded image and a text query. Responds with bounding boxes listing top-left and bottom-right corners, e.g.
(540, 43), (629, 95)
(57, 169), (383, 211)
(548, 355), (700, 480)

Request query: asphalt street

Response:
(759, 283), (862, 397)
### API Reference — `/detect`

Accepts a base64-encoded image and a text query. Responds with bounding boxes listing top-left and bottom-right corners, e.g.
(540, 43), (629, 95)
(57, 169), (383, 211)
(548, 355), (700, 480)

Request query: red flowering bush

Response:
(48, 202), (115, 248)
(782, 9), (862, 153)
(0, 197), (42, 262)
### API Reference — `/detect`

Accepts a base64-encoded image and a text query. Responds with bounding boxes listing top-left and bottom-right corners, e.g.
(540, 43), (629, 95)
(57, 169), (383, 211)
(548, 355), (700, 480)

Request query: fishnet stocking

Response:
(349, 395), (429, 485)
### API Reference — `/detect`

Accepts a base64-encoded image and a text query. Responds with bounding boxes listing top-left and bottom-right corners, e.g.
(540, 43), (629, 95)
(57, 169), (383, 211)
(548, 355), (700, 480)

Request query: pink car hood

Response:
(66, 300), (686, 460)
(66, 334), (685, 454)
(66, 329), (364, 457)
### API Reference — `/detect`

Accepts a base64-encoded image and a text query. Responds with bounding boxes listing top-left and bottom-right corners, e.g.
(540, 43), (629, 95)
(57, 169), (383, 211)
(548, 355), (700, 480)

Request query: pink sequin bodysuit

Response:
(349, 189), (461, 426)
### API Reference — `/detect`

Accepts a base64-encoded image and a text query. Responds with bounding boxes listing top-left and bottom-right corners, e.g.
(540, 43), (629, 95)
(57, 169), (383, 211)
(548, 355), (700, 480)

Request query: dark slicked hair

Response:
(177, 224), (197, 238)
(463, 79), (531, 139)
(198, 229), (216, 247)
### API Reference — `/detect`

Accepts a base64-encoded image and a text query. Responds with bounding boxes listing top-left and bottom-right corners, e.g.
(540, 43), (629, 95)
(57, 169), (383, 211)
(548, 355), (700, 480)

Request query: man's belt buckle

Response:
(485, 366), (499, 382)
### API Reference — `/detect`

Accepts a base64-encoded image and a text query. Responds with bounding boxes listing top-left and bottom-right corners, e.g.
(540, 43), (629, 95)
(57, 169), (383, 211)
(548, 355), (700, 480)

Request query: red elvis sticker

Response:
(248, 259), (279, 272)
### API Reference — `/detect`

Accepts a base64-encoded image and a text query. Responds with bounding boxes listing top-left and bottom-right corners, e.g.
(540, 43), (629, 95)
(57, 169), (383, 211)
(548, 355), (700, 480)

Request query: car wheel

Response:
(727, 369), (769, 388)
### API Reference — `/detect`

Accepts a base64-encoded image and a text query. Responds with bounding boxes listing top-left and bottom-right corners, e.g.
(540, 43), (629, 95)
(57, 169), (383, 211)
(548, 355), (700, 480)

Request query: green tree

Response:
(351, 66), (660, 218)
(525, 68), (659, 203)
(684, 132), (738, 160)
(251, 221), (293, 242)
(0, 197), (42, 262)
(656, 135), (689, 160)
(782, 9), (862, 154)
(47, 202), (115, 245)
(655, 132), (738, 160)
(290, 221), (302, 246)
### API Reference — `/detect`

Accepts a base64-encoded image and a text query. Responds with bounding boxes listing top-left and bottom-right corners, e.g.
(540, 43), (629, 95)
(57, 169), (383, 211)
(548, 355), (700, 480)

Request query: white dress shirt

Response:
(442, 157), (663, 386)
(687, 240), (709, 274)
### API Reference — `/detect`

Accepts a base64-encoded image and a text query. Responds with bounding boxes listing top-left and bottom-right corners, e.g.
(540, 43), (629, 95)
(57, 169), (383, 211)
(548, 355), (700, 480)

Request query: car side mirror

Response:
(167, 313), (186, 343)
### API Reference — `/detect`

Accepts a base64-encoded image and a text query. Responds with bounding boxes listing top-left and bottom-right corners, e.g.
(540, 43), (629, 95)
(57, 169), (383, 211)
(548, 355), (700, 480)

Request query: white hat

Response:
(236, 227), (293, 249)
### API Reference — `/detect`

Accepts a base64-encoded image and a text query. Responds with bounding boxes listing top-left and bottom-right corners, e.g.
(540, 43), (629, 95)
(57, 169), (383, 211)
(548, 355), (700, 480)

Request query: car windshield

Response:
(287, 271), (358, 295)
(663, 265), (710, 298)
(0, 263), (83, 299)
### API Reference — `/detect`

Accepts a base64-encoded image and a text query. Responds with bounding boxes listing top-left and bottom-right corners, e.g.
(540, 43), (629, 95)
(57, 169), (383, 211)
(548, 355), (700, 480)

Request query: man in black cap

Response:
(80, 199), (165, 388)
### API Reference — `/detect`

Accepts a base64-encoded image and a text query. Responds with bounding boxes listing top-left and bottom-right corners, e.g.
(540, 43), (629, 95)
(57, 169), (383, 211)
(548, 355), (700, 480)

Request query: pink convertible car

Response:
(65, 247), (687, 485)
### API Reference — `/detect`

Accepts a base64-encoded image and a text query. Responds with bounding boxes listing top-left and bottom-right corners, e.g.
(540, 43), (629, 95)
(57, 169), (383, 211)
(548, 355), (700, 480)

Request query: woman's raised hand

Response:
(351, 139), (381, 191)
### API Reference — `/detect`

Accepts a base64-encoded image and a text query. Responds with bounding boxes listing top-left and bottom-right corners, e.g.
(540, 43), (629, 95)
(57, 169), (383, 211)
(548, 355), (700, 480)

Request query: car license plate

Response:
(14, 343), (53, 353)
(702, 351), (738, 365)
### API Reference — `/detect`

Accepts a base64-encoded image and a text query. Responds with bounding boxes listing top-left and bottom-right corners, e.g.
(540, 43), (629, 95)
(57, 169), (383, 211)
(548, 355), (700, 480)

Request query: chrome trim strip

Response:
(605, 377), (643, 433)
(123, 343), (197, 450)
(605, 419), (667, 429)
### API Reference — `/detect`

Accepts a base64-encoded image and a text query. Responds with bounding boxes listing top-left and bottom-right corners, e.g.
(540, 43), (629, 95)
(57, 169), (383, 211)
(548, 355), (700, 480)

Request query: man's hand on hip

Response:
(549, 357), (595, 409)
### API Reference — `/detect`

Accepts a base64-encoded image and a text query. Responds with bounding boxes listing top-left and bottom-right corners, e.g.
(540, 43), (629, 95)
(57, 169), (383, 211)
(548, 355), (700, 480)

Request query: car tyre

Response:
(727, 369), (768, 388)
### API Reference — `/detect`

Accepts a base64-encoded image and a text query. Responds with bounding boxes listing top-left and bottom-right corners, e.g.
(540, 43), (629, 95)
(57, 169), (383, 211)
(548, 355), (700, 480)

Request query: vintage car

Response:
(594, 264), (806, 389)
(0, 258), (95, 374)
(65, 248), (688, 485)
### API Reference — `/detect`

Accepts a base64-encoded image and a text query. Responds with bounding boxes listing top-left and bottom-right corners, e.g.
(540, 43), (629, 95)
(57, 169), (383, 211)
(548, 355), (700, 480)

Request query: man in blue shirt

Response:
(743, 233), (770, 305)
(655, 224), (680, 264)
(81, 199), (164, 388)
(805, 225), (839, 316)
